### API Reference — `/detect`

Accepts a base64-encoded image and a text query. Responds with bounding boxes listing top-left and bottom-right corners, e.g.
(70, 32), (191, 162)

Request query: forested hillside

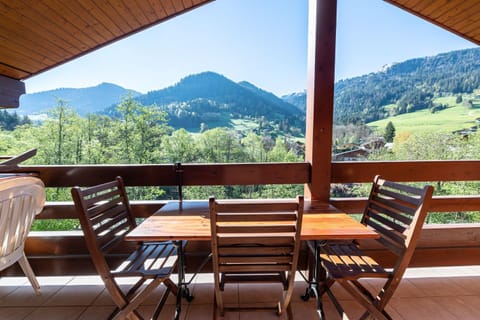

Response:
(17, 48), (480, 133)
(126, 72), (304, 135)
(337, 47), (480, 123)
(289, 47), (480, 124)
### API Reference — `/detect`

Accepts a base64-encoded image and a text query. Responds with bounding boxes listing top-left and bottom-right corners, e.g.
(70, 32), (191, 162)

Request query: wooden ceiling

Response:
(0, 0), (214, 81)
(385, 0), (480, 45)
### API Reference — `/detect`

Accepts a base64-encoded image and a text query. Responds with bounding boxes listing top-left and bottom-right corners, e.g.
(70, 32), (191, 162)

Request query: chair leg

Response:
(152, 284), (172, 320)
(278, 274), (295, 315)
(164, 277), (179, 296)
(213, 295), (225, 320)
(17, 253), (40, 294)
(112, 278), (163, 320)
(338, 280), (389, 320)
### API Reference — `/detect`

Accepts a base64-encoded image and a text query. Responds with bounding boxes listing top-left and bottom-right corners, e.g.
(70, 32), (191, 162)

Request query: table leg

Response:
(174, 240), (194, 320)
(301, 240), (326, 320)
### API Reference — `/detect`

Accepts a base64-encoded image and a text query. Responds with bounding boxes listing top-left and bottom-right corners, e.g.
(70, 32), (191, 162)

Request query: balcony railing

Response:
(2, 160), (480, 277)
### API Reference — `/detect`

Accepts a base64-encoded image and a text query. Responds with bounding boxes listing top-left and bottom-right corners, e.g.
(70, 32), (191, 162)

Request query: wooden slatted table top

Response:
(126, 200), (379, 242)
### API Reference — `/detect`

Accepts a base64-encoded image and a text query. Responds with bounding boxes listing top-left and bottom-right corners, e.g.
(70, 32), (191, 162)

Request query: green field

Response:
(368, 96), (480, 135)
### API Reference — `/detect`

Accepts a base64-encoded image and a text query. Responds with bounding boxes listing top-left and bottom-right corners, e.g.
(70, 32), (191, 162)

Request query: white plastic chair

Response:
(0, 176), (46, 294)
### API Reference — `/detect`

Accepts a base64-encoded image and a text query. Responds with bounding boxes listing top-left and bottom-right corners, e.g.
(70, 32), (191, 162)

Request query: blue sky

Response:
(24, 0), (477, 97)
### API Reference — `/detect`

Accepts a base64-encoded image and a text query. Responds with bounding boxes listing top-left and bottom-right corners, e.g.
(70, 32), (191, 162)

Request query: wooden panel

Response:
(5, 2), (85, 56)
(0, 64), (29, 80)
(332, 160), (480, 183)
(0, 0), (214, 81)
(38, 200), (164, 219)
(33, 1), (98, 48)
(332, 196), (480, 214)
(11, 162), (310, 187)
(2, 224), (480, 277)
(0, 75), (25, 108)
(182, 162), (310, 185)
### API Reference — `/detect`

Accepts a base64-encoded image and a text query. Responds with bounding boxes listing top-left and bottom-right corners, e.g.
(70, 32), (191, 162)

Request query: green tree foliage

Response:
(384, 121), (396, 142)
(370, 131), (480, 223)
(0, 110), (31, 130)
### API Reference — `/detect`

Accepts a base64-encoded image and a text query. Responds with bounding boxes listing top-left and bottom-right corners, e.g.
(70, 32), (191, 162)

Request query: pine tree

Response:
(384, 121), (396, 143)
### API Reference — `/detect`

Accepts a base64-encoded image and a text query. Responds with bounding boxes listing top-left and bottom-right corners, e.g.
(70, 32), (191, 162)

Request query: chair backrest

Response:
(0, 176), (45, 265)
(362, 175), (433, 271)
(71, 176), (136, 275)
(209, 196), (304, 276)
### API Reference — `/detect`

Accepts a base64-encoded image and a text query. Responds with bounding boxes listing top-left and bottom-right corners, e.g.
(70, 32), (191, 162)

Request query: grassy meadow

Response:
(368, 96), (480, 135)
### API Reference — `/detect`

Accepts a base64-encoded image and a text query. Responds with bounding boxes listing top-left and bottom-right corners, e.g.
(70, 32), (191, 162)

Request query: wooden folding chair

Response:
(315, 175), (433, 320)
(209, 196), (304, 319)
(71, 176), (178, 320)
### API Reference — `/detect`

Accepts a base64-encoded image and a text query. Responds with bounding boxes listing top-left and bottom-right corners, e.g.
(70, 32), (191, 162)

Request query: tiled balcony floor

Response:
(2, 267), (480, 319)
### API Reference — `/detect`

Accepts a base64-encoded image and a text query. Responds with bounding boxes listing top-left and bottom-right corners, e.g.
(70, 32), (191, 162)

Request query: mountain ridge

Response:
(20, 82), (141, 116)
(17, 47), (480, 129)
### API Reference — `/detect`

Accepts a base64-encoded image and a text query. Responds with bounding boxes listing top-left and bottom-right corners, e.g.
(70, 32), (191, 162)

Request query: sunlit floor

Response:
(2, 267), (480, 320)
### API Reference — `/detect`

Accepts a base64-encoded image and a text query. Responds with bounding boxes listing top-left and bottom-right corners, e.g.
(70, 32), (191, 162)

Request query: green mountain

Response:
(19, 83), (141, 116)
(18, 47), (480, 133)
(125, 72), (304, 134)
(288, 47), (480, 124)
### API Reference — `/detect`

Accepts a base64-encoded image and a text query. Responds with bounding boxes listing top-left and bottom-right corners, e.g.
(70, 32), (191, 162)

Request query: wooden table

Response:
(127, 200), (379, 241)
(125, 200), (378, 320)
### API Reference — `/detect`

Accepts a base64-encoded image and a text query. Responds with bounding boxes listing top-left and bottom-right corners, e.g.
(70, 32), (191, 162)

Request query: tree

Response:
(384, 121), (396, 143)
(160, 129), (198, 163)
(114, 95), (171, 164)
(37, 99), (82, 165)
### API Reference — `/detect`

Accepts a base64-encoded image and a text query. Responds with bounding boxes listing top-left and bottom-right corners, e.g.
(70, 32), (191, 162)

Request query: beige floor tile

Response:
(23, 306), (86, 320)
(139, 304), (186, 320)
(141, 283), (177, 306)
(238, 283), (283, 304)
(194, 272), (214, 284)
(37, 277), (74, 286)
(190, 283), (214, 304)
(185, 303), (214, 320)
(0, 285), (62, 307)
(449, 276), (480, 295)
(238, 309), (288, 320)
(213, 283), (239, 305)
(2, 270), (480, 319)
(290, 300), (318, 318)
(0, 277), (29, 287)
(0, 307), (36, 320)
(409, 277), (469, 297)
(44, 285), (103, 306)
(92, 288), (116, 306)
(432, 295), (480, 319)
(389, 297), (457, 320)
(0, 286), (20, 300)
(77, 306), (116, 320)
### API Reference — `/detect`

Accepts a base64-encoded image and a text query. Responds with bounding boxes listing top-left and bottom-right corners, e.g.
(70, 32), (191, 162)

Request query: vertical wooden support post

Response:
(304, 0), (337, 202)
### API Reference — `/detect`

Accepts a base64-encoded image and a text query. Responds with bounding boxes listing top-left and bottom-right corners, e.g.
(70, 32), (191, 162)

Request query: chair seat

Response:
(113, 241), (178, 278)
(320, 242), (390, 280)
